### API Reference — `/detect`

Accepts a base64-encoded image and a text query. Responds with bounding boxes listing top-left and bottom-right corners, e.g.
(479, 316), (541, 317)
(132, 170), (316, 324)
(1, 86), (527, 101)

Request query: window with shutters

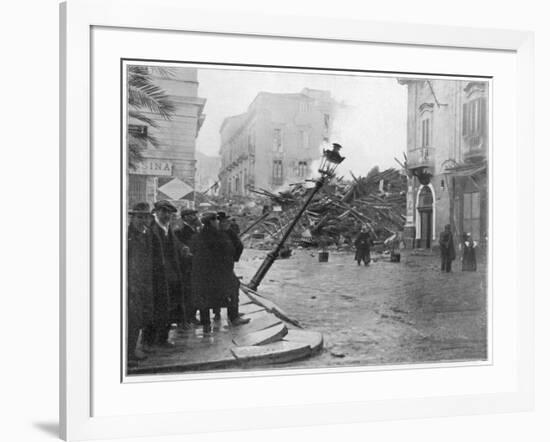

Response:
(272, 160), (283, 186)
(421, 118), (431, 147)
(462, 97), (487, 144)
(463, 191), (481, 241)
(301, 130), (309, 149)
(297, 161), (308, 178)
(273, 129), (283, 153)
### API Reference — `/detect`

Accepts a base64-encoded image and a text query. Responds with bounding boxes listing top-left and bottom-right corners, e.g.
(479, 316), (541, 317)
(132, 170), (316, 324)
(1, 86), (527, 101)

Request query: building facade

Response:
(398, 79), (488, 248)
(218, 88), (335, 196)
(127, 67), (206, 208)
(195, 151), (221, 194)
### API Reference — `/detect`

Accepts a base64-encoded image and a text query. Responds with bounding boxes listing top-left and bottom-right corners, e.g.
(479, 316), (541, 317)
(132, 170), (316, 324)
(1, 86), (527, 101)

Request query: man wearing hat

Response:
(189, 211), (249, 332)
(439, 223), (456, 273)
(217, 212), (249, 326)
(175, 208), (200, 325)
(217, 212), (244, 262)
(147, 200), (184, 347)
(175, 208), (199, 246)
(127, 202), (153, 365)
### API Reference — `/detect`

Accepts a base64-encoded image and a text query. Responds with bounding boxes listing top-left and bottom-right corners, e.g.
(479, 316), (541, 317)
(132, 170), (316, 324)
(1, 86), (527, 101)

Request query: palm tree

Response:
(127, 66), (176, 168)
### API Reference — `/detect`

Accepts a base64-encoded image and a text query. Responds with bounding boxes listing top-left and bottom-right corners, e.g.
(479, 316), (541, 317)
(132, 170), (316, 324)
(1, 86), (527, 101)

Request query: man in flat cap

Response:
(175, 208), (200, 246)
(127, 202), (153, 365)
(146, 200), (184, 347)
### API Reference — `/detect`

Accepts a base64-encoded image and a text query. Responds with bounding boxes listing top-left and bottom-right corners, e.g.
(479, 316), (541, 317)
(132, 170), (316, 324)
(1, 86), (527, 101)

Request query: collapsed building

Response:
(235, 167), (407, 250)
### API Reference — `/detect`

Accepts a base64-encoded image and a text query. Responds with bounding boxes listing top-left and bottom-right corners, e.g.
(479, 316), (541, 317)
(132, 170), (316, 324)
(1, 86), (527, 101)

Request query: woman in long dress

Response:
(461, 232), (477, 271)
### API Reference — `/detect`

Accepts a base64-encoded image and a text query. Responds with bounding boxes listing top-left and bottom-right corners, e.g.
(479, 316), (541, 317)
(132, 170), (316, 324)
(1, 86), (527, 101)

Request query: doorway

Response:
(419, 208), (432, 248)
(417, 185), (434, 248)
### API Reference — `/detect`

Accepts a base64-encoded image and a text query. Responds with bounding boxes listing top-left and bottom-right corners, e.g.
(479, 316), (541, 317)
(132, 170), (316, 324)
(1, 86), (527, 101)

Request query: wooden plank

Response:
(244, 314), (282, 333)
(238, 303), (266, 315)
(232, 322), (287, 347)
(241, 286), (303, 328)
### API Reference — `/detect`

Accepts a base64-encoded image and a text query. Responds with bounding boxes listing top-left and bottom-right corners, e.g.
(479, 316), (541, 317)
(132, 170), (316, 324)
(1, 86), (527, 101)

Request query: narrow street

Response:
(236, 248), (488, 368)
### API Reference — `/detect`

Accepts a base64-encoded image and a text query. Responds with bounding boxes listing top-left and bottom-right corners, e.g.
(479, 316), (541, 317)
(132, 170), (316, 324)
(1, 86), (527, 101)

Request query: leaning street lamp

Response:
(318, 143), (345, 178)
(247, 143), (345, 291)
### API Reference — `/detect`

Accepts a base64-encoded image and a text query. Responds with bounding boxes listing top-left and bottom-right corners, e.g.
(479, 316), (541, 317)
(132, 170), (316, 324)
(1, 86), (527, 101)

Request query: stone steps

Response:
(128, 290), (323, 375)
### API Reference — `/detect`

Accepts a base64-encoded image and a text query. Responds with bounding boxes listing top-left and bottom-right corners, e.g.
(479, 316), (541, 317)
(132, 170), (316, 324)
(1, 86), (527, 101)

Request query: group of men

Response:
(127, 199), (250, 365)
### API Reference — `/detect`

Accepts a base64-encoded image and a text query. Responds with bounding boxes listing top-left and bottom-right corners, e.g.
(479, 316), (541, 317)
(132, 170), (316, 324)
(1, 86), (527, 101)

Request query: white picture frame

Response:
(60, 0), (534, 440)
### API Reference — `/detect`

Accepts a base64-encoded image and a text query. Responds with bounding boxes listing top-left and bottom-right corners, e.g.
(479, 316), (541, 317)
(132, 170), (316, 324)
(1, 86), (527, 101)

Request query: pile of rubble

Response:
(239, 167), (407, 250)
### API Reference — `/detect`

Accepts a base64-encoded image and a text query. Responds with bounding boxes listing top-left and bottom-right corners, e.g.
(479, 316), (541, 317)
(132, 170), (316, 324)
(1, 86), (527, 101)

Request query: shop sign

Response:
(130, 160), (173, 176)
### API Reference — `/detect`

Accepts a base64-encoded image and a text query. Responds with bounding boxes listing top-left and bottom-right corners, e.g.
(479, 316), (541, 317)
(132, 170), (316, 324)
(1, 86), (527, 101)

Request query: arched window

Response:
(418, 103), (434, 148)
(418, 185), (434, 210)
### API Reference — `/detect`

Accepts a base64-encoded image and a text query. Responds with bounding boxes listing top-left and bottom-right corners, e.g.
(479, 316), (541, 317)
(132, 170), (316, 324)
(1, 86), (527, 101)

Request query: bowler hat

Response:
(153, 200), (177, 213)
(129, 202), (151, 214)
(180, 208), (198, 217)
(200, 211), (218, 224)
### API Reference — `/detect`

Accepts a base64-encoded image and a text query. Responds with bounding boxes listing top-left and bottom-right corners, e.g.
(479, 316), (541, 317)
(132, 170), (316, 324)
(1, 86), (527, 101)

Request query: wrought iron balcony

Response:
(463, 134), (487, 163)
(407, 147), (435, 170)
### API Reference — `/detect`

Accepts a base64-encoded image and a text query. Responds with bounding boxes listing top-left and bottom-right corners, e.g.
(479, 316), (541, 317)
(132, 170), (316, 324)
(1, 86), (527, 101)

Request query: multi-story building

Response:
(127, 67), (206, 208)
(195, 151), (221, 193)
(398, 78), (488, 248)
(218, 88), (335, 196)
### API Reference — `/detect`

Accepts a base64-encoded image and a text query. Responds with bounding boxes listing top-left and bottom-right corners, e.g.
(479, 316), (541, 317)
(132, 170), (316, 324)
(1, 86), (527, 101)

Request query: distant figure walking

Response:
(439, 224), (456, 273)
(354, 225), (373, 266)
(461, 232), (477, 271)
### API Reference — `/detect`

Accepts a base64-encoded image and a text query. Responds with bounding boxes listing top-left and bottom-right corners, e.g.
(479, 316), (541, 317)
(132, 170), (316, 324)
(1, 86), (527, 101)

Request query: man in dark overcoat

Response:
(218, 212), (249, 326)
(174, 208), (200, 325)
(439, 224), (456, 273)
(127, 202), (153, 363)
(354, 225), (373, 266)
(147, 200), (184, 347)
(189, 212), (241, 333)
(175, 208), (199, 246)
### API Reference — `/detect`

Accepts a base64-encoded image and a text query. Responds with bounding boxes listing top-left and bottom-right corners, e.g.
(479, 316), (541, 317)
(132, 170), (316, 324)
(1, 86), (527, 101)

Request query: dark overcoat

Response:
(439, 230), (456, 260)
(174, 222), (196, 285)
(190, 226), (239, 310)
(174, 222), (197, 247)
(354, 232), (372, 262)
(149, 222), (184, 325)
(127, 224), (154, 325)
(224, 228), (244, 263)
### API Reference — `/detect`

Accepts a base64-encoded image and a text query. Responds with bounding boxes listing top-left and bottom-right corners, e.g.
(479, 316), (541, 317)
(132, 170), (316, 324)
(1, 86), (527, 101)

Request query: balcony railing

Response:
(408, 147), (435, 169)
(463, 134), (487, 162)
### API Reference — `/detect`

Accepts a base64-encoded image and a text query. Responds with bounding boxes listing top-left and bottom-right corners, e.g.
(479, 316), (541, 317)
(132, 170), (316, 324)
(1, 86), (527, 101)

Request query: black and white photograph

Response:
(124, 61), (489, 376)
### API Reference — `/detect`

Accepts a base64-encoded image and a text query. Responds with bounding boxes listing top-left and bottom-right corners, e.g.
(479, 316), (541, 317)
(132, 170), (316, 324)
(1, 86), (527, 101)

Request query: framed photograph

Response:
(60, 0), (534, 440)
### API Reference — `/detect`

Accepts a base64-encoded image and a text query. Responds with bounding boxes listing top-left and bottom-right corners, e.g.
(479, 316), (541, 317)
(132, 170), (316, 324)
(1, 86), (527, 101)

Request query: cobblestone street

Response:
(236, 248), (488, 369)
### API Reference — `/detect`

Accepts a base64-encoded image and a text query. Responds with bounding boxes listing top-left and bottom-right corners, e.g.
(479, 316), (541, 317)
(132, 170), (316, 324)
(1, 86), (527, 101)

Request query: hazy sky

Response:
(195, 67), (408, 178)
